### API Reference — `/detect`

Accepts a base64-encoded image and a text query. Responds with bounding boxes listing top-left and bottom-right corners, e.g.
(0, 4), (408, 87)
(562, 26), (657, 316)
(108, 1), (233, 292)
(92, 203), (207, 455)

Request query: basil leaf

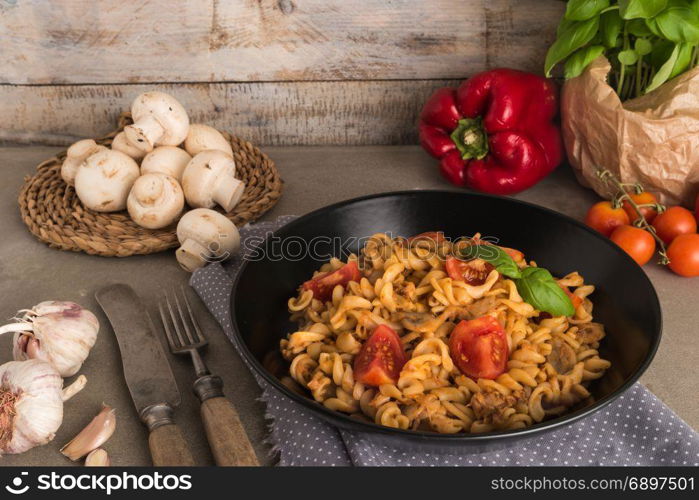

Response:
(619, 0), (667, 19)
(646, 43), (681, 92)
(654, 6), (699, 43)
(670, 42), (694, 78)
(545, 17), (600, 76)
(618, 48), (639, 65)
(628, 18), (654, 37)
(515, 267), (575, 317)
(459, 245), (521, 279)
(557, 17), (577, 37)
(600, 9), (623, 47)
(635, 38), (653, 56)
(566, 0), (610, 21)
(565, 45), (605, 78)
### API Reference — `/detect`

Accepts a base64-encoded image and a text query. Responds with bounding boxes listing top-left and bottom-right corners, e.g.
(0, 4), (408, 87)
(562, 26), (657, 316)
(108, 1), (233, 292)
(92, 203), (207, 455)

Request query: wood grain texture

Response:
(0, 80), (459, 146)
(201, 397), (259, 466)
(148, 424), (196, 466)
(0, 0), (563, 84)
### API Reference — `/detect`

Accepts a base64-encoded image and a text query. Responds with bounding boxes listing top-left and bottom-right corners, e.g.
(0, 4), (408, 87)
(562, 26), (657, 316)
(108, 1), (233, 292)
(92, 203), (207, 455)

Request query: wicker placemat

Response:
(18, 113), (283, 257)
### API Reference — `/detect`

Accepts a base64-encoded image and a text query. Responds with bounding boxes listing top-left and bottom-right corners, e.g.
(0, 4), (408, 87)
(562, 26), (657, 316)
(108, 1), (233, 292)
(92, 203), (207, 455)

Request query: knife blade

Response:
(96, 283), (194, 466)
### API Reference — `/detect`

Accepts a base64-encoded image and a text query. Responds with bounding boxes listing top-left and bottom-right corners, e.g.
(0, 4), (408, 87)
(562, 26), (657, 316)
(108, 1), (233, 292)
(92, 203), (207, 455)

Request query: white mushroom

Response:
(181, 150), (245, 212)
(74, 149), (140, 212)
(127, 173), (184, 229)
(184, 124), (233, 157)
(176, 208), (240, 272)
(140, 146), (192, 181)
(61, 140), (107, 186)
(124, 92), (189, 153)
(111, 131), (147, 161)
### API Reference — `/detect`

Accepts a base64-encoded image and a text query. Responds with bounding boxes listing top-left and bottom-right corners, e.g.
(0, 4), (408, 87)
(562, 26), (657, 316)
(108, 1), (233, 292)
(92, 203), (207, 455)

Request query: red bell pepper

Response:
(419, 68), (563, 195)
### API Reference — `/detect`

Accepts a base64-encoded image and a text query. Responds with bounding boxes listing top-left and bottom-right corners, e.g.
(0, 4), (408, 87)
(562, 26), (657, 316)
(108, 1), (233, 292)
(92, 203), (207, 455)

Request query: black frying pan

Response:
(231, 191), (662, 451)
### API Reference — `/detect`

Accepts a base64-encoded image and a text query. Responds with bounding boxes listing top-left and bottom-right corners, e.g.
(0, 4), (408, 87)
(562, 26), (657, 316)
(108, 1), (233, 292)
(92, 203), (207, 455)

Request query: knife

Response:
(96, 284), (195, 466)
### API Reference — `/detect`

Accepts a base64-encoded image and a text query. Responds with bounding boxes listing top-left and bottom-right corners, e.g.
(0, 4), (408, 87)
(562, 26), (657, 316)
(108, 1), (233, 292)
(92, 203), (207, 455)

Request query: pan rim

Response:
(229, 189), (663, 442)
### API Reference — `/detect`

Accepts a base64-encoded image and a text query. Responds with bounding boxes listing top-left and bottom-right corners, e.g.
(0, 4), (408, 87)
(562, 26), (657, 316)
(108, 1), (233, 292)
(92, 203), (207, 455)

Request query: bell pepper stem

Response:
(450, 118), (489, 161)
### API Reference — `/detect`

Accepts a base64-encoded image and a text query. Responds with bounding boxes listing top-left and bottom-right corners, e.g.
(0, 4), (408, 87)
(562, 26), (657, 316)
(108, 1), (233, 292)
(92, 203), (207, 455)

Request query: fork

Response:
(159, 287), (259, 466)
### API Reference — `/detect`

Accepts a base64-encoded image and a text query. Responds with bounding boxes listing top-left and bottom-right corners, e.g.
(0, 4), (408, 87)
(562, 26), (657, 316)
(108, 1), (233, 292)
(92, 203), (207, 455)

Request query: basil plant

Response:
(546, 0), (699, 101)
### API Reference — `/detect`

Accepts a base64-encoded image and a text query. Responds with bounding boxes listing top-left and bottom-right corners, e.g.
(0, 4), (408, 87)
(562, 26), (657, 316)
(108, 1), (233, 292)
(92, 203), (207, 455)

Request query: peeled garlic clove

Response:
(1, 301), (99, 377)
(85, 448), (111, 466)
(61, 405), (116, 461)
(0, 360), (64, 455)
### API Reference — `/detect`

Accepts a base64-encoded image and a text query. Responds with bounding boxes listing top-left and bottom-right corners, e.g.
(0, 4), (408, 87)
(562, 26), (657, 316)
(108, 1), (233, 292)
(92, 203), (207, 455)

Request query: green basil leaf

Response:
(635, 38), (653, 55)
(646, 43), (681, 92)
(600, 10), (623, 47)
(619, 0), (668, 19)
(545, 17), (601, 76)
(459, 245), (521, 279)
(515, 267), (575, 317)
(566, 0), (610, 21)
(654, 6), (699, 43)
(618, 48), (639, 65)
(627, 19), (654, 37)
(557, 17), (577, 37)
(649, 39), (675, 67)
(670, 42), (694, 78)
(565, 45), (606, 78)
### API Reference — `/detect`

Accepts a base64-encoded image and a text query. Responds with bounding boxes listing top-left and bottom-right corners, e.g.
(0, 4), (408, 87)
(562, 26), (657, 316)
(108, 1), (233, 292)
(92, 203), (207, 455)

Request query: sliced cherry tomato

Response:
(652, 206), (697, 245)
(622, 191), (659, 224)
(610, 225), (655, 266)
(667, 233), (699, 277)
(499, 245), (524, 262)
(445, 257), (495, 286)
(449, 316), (507, 380)
(302, 261), (361, 302)
(559, 284), (582, 311)
(406, 231), (446, 243)
(354, 325), (407, 386)
(585, 201), (630, 237)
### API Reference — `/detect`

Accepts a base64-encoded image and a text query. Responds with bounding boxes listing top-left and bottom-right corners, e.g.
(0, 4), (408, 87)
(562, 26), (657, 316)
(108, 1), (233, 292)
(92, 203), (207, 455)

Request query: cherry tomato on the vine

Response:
(651, 206), (697, 245)
(585, 201), (630, 237)
(667, 233), (699, 277)
(610, 225), (656, 266)
(622, 191), (659, 223)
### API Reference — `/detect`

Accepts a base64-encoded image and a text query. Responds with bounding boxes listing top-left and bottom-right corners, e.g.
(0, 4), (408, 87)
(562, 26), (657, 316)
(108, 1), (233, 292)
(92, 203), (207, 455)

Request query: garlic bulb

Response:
(0, 360), (64, 455)
(0, 301), (99, 377)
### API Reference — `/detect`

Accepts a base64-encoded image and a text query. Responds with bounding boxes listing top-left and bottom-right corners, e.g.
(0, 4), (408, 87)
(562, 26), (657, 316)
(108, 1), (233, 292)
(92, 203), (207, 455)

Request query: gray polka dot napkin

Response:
(190, 216), (699, 466)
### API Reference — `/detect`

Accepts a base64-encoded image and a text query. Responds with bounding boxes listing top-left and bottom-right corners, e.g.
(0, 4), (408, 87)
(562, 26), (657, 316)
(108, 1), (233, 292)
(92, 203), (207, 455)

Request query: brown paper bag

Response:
(562, 56), (699, 208)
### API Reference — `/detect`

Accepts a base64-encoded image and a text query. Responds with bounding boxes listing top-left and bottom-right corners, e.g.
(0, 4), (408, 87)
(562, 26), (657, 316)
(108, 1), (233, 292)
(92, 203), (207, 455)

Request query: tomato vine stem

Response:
(596, 169), (670, 265)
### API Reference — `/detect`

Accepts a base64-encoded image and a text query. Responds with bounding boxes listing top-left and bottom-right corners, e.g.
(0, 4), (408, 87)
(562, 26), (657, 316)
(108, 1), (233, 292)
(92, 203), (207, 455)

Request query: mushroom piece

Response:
(74, 149), (140, 212)
(140, 146), (192, 181)
(61, 140), (107, 186)
(176, 208), (240, 272)
(127, 173), (184, 229)
(184, 124), (233, 157)
(181, 150), (245, 212)
(111, 132), (147, 161)
(124, 92), (189, 153)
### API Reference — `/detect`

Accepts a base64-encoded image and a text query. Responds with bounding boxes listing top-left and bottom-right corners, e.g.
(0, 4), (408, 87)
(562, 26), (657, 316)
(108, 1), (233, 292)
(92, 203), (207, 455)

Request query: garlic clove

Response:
(85, 448), (111, 466)
(60, 405), (116, 461)
(62, 375), (87, 402)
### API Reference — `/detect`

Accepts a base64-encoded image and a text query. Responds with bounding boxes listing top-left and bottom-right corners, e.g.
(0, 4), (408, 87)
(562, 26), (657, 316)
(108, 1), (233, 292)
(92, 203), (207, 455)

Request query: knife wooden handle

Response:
(149, 424), (196, 466)
(194, 375), (259, 466)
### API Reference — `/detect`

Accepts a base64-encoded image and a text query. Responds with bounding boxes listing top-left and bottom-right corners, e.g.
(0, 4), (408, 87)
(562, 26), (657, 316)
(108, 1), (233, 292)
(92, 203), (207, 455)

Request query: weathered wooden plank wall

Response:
(0, 0), (563, 145)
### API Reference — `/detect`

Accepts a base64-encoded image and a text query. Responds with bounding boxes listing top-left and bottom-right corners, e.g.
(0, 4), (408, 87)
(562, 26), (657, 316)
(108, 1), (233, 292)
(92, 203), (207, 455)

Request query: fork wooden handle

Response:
(195, 375), (259, 466)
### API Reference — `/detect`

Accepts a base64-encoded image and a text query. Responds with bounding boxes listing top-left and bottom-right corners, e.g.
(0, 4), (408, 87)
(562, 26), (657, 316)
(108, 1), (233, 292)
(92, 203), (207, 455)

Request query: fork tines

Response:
(158, 287), (207, 353)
